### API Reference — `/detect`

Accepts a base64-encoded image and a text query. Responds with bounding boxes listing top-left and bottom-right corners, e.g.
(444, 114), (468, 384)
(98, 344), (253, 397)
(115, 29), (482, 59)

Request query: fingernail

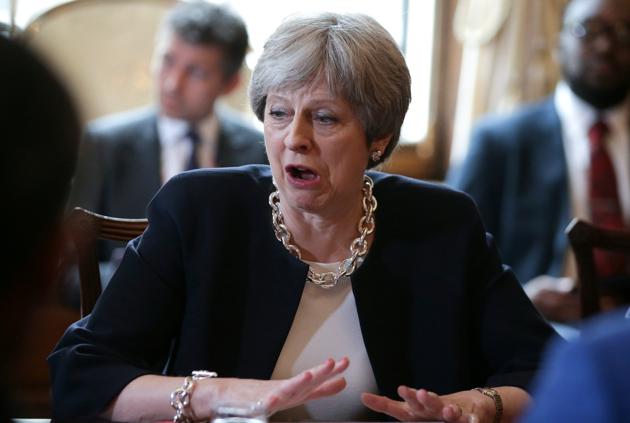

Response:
(428, 391), (438, 397)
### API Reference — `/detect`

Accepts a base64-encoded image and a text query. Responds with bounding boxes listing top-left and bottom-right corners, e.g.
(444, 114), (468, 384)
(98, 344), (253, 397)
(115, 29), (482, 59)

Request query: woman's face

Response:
(264, 80), (389, 218)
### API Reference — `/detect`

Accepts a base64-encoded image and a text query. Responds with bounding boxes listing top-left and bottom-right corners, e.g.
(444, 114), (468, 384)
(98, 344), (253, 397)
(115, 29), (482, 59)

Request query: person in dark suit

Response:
(70, 1), (267, 222)
(0, 35), (80, 422)
(518, 307), (630, 423)
(448, 0), (630, 323)
(49, 13), (555, 423)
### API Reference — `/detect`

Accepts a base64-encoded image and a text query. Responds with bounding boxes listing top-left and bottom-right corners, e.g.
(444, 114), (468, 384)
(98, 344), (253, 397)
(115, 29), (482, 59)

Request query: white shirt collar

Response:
(157, 112), (220, 148)
(157, 112), (221, 183)
(157, 114), (189, 148)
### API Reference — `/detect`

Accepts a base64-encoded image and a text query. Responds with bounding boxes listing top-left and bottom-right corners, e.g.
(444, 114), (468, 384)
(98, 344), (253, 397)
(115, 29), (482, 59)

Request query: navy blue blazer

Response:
(448, 98), (570, 284)
(49, 166), (555, 419)
(520, 308), (630, 423)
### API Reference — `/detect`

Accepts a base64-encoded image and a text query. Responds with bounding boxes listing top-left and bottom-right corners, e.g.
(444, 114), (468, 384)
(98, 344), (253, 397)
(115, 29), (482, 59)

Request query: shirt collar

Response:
(157, 114), (188, 148)
(157, 112), (220, 148)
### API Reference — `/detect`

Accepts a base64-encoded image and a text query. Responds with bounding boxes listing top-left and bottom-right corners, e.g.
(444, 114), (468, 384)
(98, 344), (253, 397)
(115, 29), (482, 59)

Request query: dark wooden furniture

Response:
(566, 218), (630, 318)
(68, 207), (148, 317)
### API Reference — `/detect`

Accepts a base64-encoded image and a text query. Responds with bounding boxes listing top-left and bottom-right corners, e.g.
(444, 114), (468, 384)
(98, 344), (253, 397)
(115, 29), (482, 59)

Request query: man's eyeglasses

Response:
(566, 19), (630, 46)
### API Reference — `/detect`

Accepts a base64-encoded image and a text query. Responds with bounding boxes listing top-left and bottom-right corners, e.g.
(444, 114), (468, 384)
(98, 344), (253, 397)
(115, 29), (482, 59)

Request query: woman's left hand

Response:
(362, 386), (494, 422)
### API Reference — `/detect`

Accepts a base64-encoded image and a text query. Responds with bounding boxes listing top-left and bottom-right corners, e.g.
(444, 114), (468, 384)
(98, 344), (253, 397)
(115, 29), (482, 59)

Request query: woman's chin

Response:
(281, 190), (327, 214)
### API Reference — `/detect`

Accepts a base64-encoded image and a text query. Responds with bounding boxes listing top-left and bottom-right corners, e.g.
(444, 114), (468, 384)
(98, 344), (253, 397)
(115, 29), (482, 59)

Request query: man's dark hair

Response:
(0, 35), (80, 289)
(166, 1), (249, 78)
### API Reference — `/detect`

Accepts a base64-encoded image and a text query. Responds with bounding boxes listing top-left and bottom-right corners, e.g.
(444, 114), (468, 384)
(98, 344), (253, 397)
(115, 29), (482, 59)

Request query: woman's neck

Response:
(280, 195), (366, 264)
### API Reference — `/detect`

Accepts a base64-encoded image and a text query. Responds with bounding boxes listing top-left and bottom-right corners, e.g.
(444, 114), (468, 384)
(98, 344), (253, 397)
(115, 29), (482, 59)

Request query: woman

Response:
(50, 13), (555, 423)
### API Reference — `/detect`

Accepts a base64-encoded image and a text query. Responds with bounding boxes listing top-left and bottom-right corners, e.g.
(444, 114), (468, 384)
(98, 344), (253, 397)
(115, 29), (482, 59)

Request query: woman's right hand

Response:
(192, 357), (350, 419)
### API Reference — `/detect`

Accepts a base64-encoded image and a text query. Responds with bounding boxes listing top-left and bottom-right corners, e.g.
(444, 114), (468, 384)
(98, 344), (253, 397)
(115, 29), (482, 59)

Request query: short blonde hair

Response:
(249, 13), (411, 167)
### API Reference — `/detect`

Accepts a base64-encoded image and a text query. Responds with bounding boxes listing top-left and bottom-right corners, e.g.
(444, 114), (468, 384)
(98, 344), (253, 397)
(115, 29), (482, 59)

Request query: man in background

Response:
(448, 0), (630, 325)
(0, 35), (80, 421)
(70, 1), (266, 224)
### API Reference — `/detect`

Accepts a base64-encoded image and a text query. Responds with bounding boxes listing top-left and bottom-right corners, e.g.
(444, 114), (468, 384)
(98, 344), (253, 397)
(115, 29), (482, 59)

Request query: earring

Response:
(371, 150), (382, 163)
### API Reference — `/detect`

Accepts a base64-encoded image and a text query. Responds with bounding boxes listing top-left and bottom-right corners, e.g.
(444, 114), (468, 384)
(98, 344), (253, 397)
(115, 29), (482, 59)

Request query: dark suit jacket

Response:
(448, 98), (570, 284)
(521, 307), (630, 423)
(49, 166), (555, 419)
(69, 107), (267, 219)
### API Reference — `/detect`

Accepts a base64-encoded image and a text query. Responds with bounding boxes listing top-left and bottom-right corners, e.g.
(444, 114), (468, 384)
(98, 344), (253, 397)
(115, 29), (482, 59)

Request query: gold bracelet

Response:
(474, 387), (503, 423)
(170, 370), (218, 423)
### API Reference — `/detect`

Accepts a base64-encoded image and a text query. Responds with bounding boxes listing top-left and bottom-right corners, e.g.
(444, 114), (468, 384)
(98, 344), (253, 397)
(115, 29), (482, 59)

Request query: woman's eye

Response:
(315, 113), (337, 124)
(268, 109), (287, 119)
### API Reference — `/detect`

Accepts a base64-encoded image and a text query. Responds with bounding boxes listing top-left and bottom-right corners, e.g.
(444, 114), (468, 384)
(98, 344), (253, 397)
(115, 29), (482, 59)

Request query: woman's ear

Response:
(371, 134), (392, 156)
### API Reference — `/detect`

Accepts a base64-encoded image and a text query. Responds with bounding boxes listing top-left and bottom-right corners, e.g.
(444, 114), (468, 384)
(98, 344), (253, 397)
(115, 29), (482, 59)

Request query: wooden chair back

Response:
(68, 207), (148, 317)
(566, 218), (630, 318)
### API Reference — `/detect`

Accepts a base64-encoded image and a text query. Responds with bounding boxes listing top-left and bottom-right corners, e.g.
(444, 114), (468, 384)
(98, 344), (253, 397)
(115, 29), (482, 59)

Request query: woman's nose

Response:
(285, 116), (313, 152)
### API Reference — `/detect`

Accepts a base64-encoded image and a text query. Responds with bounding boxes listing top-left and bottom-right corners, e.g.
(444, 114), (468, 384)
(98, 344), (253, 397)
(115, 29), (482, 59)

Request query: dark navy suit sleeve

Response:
(49, 175), (187, 419)
(518, 339), (613, 422)
(519, 311), (630, 423)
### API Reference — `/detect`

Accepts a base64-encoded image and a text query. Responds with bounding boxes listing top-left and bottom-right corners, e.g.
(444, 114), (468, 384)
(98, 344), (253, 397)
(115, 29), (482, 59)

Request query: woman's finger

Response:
(361, 393), (414, 421)
(265, 357), (348, 411)
(331, 356), (350, 374)
(298, 357), (348, 394)
(305, 377), (347, 401)
(416, 388), (444, 414)
(268, 370), (314, 404)
(397, 385), (427, 415)
(308, 358), (339, 382)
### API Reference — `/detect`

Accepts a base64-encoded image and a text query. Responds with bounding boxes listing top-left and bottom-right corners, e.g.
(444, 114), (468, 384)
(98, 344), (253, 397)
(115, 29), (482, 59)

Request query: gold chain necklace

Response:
(268, 175), (377, 289)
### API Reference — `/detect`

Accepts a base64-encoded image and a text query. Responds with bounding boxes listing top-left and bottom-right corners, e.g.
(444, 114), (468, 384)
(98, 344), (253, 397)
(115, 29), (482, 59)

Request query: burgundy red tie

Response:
(588, 120), (627, 277)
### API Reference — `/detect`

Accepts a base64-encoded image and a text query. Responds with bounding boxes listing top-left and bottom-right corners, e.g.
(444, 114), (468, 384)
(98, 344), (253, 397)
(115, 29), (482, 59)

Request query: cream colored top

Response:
(270, 261), (377, 421)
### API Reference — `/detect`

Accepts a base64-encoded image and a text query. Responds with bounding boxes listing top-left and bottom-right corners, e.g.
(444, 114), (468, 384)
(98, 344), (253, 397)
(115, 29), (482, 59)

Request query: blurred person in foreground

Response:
(0, 35), (80, 422)
(519, 307), (630, 423)
(49, 13), (555, 423)
(448, 0), (630, 325)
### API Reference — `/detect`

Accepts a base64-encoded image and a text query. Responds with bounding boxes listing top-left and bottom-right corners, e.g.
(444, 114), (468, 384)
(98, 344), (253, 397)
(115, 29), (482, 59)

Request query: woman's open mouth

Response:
(285, 165), (320, 186)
